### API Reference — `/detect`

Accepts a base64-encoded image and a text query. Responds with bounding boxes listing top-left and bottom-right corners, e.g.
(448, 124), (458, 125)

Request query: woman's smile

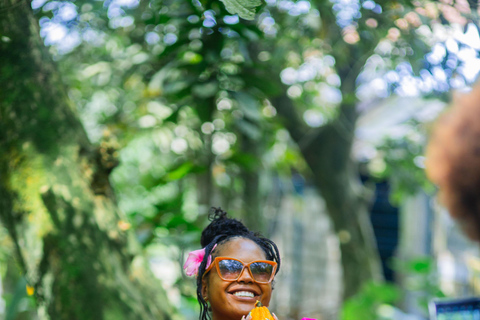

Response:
(227, 285), (261, 301)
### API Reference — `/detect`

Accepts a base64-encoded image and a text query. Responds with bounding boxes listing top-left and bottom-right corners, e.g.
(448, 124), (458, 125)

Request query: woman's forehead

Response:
(215, 237), (267, 261)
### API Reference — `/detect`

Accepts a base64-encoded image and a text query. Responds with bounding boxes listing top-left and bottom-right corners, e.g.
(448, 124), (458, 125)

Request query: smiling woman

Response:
(184, 208), (281, 320)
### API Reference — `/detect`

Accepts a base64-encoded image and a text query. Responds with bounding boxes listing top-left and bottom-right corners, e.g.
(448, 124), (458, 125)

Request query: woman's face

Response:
(202, 237), (273, 320)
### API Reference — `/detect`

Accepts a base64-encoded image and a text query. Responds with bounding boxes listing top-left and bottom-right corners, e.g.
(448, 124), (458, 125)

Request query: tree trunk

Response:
(0, 1), (173, 319)
(240, 133), (263, 233)
(272, 94), (383, 299)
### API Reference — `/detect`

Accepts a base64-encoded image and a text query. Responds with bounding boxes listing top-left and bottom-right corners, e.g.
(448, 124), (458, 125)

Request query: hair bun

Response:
(200, 207), (249, 247)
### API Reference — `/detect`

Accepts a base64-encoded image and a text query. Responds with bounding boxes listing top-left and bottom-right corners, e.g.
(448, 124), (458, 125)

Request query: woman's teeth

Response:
(234, 291), (254, 298)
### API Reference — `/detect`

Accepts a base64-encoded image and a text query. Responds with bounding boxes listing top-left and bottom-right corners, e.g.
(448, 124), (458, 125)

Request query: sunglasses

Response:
(204, 257), (277, 284)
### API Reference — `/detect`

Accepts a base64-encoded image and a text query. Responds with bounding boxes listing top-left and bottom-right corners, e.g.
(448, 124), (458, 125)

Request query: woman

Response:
(183, 208), (281, 320)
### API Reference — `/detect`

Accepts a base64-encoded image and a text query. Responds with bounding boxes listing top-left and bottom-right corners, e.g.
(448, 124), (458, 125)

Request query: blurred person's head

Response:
(184, 208), (281, 320)
(426, 82), (480, 241)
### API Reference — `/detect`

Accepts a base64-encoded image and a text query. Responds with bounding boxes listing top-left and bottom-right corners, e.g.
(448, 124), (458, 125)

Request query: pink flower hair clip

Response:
(183, 244), (217, 277)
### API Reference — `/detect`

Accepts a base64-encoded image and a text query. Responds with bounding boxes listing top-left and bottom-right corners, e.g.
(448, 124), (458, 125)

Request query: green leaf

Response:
(233, 91), (262, 121)
(192, 81), (218, 98)
(408, 258), (432, 274)
(364, 282), (400, 304)
(226, 152), (259, 170)
(219, 0), (262, 20)
(163, 80), (191, 95)
(166, 162), (195, 181)
(182, 51), (203, 64)
(235, 119), (262, 140)
(165, 162), (206, 181)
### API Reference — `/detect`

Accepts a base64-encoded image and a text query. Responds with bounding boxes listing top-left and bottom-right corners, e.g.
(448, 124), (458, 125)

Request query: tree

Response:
(216, 0), (479, 298)
(15, 0), (478, 314)
(0, 0), (173, 318)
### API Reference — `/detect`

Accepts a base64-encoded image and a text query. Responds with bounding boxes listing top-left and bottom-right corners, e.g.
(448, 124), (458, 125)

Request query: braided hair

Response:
(195, 207), (281, 320)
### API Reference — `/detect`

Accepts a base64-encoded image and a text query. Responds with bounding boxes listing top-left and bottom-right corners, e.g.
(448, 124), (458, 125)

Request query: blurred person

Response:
(426, 81), (480, 242)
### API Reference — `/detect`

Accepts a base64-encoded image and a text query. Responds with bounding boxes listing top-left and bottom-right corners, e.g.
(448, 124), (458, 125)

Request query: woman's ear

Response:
(201, 277), (208, 300)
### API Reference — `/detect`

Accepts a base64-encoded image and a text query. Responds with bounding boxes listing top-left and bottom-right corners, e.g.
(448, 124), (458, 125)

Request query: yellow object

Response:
(26, 285), (34, 296)
(251, 301), (274, 320)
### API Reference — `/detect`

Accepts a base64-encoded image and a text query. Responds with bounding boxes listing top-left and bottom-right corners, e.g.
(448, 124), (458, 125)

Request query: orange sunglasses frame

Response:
(203, 257), (277, 284)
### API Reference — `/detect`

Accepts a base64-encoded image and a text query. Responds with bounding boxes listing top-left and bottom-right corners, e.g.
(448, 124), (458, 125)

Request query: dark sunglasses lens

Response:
(218, 259), (243, 280)
(250, 262), (274, 283)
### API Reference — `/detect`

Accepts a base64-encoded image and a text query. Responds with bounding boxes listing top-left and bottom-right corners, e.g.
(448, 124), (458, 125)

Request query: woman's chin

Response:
(227, 296), (257, 316)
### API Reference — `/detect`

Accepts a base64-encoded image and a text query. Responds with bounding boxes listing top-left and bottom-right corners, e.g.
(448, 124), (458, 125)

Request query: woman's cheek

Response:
(260, 285), (273, 307)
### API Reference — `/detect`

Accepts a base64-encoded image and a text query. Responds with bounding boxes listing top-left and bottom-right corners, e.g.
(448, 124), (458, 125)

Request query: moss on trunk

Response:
(0, 1), (173, 319)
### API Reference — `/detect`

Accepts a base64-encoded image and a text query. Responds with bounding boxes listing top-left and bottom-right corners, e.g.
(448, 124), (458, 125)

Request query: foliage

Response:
(2, 0), (480, 316)
(220, 0), (263, 20)
(341, 257), (446, 320)
(367, 124), (437, 205)
(391, 256), (446, 313)
(341, 281), (401, 320)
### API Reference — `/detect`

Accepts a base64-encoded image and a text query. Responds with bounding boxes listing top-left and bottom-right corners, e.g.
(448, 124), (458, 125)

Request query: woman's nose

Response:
(236, 267), (254, 283)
